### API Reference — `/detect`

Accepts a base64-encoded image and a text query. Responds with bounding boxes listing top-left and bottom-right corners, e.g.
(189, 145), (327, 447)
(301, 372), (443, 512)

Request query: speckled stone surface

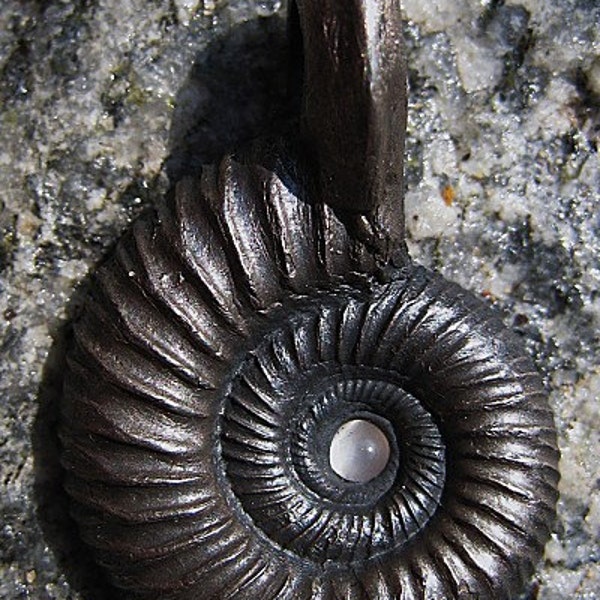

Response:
(0, 0), (598, 598)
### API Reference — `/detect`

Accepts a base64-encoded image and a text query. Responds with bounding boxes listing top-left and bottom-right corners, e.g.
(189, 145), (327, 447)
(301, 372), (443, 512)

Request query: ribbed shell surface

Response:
(60, 155), (559, 599)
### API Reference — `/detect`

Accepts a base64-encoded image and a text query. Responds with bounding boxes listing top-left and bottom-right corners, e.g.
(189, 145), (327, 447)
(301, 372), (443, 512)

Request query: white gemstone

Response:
(329, 419), (390, 484)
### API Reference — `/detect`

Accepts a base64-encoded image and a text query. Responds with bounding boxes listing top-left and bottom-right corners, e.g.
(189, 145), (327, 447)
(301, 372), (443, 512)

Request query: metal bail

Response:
(293, 0), (408, 262)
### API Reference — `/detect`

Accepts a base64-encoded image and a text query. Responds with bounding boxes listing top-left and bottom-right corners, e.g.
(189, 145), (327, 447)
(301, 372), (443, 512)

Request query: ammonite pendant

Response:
(59, 1), (560, 598)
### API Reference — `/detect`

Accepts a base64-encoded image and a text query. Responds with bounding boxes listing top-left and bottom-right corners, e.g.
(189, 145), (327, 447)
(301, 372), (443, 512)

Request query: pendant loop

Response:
(293, 0), (408, 262)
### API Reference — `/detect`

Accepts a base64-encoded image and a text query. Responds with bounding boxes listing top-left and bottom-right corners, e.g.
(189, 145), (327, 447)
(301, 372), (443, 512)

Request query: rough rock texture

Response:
(0, 0), (598, 598)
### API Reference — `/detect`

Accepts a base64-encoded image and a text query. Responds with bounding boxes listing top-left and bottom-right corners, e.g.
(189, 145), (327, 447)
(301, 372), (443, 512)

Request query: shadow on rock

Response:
(166, 15), (291, 182)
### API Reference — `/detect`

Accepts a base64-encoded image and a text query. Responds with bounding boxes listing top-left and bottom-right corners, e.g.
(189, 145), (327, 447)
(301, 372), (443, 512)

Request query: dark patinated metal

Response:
(294, 0), (407, 262)
(59, 1), (560, 598)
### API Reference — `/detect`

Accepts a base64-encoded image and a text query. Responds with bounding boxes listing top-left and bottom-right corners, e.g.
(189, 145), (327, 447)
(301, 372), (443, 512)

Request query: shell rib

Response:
(60, 155), (559, 599)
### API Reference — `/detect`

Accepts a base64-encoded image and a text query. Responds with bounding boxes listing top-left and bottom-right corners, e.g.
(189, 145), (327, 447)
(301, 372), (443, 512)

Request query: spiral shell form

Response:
(60, 155), (559, 599)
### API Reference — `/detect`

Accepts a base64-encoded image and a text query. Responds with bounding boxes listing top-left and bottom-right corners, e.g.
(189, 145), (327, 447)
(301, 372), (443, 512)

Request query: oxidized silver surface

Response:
(59, 1), (560, 598)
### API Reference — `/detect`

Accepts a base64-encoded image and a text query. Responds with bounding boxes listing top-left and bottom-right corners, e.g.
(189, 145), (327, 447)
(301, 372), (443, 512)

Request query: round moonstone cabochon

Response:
(329, 418), (391, 483)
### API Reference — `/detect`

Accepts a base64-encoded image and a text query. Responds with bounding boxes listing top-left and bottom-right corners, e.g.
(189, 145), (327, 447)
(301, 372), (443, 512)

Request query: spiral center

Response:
(329, 418), (391, 484)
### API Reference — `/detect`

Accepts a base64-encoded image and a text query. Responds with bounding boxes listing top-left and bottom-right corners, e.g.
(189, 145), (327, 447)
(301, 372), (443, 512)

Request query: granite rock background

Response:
(0, 0), (598, 598)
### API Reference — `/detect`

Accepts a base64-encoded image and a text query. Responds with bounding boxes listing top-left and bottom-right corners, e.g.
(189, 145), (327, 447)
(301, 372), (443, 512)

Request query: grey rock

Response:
(0, 0), (598, 598)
